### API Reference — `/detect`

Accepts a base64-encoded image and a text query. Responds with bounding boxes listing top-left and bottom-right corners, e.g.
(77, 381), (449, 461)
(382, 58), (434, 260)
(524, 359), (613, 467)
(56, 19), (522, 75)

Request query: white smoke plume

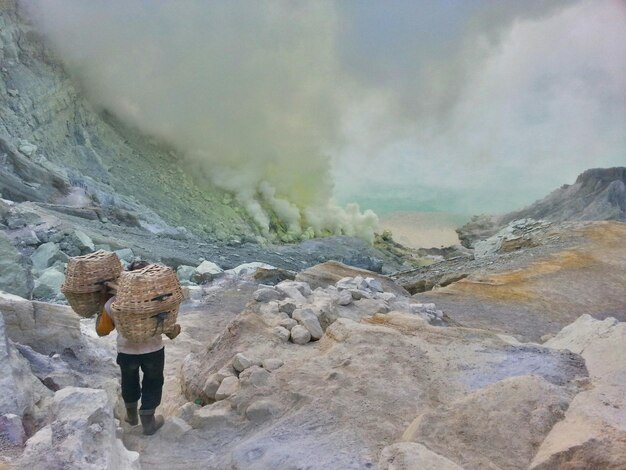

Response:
(24, 0), (626, 229)
(24, 0), (378, 241)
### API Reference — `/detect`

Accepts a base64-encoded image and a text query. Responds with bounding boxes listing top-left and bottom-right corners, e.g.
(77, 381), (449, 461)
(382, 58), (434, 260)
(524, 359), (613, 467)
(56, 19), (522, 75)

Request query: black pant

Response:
(116, 348), (165, 411)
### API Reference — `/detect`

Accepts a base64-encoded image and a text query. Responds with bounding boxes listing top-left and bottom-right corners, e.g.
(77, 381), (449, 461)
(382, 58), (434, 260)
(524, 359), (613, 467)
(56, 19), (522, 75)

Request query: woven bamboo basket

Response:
(61, 250), (123, 317)
(111, 264), (183, 342)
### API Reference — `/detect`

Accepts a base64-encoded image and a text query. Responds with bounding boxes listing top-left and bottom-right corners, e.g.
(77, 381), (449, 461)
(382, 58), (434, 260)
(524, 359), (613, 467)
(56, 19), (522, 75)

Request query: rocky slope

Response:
(1, 253), (624, 469)
(457, 167), (626, 248)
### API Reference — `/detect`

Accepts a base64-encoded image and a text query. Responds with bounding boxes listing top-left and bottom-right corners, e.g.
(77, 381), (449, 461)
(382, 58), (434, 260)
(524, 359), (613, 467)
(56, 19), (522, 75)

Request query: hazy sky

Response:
(27, 0), (626, 222)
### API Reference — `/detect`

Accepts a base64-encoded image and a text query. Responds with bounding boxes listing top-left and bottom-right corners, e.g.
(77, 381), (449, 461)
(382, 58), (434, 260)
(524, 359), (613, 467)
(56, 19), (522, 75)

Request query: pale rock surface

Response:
(379, 442), (463, 470)
(32, 267), (65, 299)
(17, 387), (140, 470)
(262, 358), (284, 371)
(245, 399), (280, 423)
(402, 374), (574, 469)
(215, 376), (240, 401)
(0, 232), (30, 298)
(0, 413), (26, 446)
(30, 241), (68, 273)
(253, 287), (284, 303)
(272, 326), (290, 342)
(289, 324), (311, 344)
(179, 309), (584, 468)
(194, 260), (224, 282)
(232, 353), (261, 372)
(337, 289), (353, 306)
(531, 315), (626, 469)
(0, 293), (81, 352)
(227, 262), (274, 277)
(292, 308), (324, 339)
(0, 313), (51, 416)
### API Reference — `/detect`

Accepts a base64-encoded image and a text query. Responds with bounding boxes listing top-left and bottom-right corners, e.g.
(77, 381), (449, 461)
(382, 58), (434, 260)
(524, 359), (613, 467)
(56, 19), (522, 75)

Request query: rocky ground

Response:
(1, 222), (625, 468)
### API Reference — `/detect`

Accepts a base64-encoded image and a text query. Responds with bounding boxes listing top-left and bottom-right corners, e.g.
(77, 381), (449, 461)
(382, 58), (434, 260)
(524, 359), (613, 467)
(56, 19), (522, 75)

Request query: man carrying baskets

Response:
(98, 260), (182, 436)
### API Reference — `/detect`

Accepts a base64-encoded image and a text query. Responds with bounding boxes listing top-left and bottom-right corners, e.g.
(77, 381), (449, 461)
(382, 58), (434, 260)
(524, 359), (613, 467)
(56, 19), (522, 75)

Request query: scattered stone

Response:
(272, 326), (290, 342)
(262, 358), (284, 371)
(17, 387), (140, 470)
(114, 248), (134, 263)
(191, 400), (235, 429)
(239, 366), (271, 387)
(7, 88), (19, 97)
(0, 413), (26, 446)
(194, 260), (224, 283)
(376, 292), (396, 302)
(72, 230), (95, 253)
(245, 400), (280, 423)
(0, 232), (31, 298)
(232, 353), (261, 373)
(292, 308), (324, 340)
(177, 265), (197, 283)
(278, 318), (297, 331)
(174, 402), (201, 423)
(290, 325), (311, 345)
(253, 287), (284, 303)
(365, 277), (384, 293)
(278, 299), (297, 316)
(18, 141), (37, 156)
(30, 242), (68, 272)
(276, 283), (307, 303)
(338, 289), (353, 306)
(215, 376), (240, 401)
(228, 262), (274, 278)
(32, 268), (65, 300)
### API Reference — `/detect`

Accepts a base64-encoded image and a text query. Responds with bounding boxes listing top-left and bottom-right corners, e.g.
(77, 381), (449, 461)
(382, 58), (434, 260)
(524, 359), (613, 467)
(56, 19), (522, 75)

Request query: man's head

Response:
(128, 260), (150, 271)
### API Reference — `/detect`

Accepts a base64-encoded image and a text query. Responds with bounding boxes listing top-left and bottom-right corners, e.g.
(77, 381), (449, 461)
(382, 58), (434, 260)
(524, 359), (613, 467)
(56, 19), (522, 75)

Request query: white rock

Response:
(0, 413), (26, 445)
(245, 400), (280, 423)
(338, 289), (353, 306)
(160, 417), (192, 440)
(272, 326), (290, 342)
(239, 365), (271, 387)
(292, 308), (324, 340)
(276, 284), (307, 303)
(376, 292), (397, 302)
(253, 287), (284, 303)
(262, 358), (284, 371)
(18, 141), (38, 156)
(228, 262), (274, 277)
(290, 325), (311, 345)
(215, 376), (240, 401)
(233, 353), (261, 372)
(191, 400), (235, 429)
(114, 248), (134, 262)
(278, 318), (298, 330)
(32, 267), (65, 299)
(73, 230), (95, 252)
(174, 402), (201, 423)
(18, 387), (140, 469)
(278, 299), (298, 316)
(365, 277), (384, 293)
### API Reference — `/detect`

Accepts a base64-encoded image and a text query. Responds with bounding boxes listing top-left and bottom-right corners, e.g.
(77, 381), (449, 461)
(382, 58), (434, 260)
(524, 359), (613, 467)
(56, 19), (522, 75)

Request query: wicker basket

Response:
(111, 264), (183, 342)
(61, 250), (123, 317)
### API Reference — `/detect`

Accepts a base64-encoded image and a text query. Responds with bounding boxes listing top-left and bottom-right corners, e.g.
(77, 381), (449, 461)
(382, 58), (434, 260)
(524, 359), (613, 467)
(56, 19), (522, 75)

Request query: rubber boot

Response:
(139, 409), (164, 436)
(124, 401), (138, 426)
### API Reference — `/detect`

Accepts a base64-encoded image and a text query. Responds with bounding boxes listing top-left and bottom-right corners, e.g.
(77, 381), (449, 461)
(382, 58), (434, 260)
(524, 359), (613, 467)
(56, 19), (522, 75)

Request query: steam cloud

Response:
(25, 0), (626, 235)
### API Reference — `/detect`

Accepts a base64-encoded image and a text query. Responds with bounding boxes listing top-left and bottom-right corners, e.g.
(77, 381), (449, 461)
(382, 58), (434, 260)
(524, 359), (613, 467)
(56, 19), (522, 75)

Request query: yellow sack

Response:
(96, 309), (115, 336)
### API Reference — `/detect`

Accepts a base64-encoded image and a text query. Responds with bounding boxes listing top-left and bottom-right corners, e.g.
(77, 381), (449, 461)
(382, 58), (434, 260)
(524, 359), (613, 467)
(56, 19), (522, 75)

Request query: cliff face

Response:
(457, 167), (626, 247)
(0, 1), (254, 240)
